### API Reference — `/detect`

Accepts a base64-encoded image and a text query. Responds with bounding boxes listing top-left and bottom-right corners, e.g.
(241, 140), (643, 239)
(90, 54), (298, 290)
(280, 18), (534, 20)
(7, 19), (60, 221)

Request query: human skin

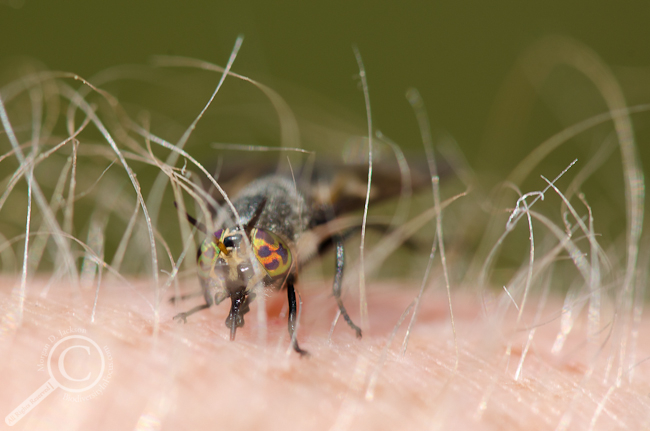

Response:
(1, 276), (649, 431)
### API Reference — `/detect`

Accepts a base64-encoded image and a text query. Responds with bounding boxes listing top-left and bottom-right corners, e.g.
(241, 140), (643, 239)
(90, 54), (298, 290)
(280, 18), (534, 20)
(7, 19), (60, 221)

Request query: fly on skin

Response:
(173, 174), (363, 356)
(173, 162), (433, 356)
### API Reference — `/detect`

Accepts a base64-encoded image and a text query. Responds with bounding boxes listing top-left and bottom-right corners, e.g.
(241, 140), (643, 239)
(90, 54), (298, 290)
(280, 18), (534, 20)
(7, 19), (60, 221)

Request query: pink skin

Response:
(1, 277), (649, 431)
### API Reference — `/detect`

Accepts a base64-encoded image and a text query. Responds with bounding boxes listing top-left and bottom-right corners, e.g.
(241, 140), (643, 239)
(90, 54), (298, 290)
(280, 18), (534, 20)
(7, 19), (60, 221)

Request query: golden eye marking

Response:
(251, 228), (292, 278)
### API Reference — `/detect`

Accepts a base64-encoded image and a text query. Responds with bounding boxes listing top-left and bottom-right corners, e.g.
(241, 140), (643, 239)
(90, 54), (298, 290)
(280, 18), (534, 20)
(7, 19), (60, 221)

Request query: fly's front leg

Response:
(173, 303), (211, 323)
(169, 290), (203, 304)
(333, 238), (362, 338)
(173, 286), (224, 323)
(287, 275), (309, 356)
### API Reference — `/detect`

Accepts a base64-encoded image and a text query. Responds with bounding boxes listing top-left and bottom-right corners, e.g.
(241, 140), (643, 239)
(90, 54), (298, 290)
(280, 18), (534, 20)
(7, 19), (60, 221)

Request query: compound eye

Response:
(223, 233), (242, 249)
(251, 228), (292, 279)
(197, 229), (224, 285)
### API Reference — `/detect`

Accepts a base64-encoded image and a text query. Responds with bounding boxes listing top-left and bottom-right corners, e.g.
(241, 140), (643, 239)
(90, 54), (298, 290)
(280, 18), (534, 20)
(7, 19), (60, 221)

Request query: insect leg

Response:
(244, 197), (267, 233)
(173, 284), (216, 323)
(333, 238), (363, 338)
(168, 290), (203, 304)
(287, 275), (309, 356)
(173, 201), (207, 233)
(173, 303), (211, 323)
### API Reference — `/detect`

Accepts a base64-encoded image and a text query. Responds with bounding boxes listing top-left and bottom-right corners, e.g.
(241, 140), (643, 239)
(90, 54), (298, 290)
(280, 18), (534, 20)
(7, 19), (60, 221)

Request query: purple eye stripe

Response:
(255, 229), (272, 242)
(257, 245), (272, 258)
(276, 244), (289, 264)
(264, 259), (280, 271)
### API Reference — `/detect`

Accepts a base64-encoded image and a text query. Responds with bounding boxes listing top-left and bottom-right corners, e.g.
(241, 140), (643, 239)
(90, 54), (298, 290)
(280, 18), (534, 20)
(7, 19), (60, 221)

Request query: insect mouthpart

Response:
(224, 287), (255, 341)
(220, 255), (262, 340)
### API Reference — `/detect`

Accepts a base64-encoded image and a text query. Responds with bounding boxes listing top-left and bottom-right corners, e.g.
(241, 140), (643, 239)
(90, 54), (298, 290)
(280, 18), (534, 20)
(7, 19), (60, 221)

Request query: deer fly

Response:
(173, 165), (386, 356)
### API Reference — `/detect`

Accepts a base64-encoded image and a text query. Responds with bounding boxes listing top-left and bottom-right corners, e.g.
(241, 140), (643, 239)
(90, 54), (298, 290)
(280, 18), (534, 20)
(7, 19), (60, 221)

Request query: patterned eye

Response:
(251, 228), (292, 279)
(197, 229), (224, 285)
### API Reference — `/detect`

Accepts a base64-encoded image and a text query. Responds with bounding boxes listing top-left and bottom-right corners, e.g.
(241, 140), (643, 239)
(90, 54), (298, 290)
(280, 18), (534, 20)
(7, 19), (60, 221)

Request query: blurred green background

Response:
(2, 0), (650, 168)
(2, 0), (650, 281)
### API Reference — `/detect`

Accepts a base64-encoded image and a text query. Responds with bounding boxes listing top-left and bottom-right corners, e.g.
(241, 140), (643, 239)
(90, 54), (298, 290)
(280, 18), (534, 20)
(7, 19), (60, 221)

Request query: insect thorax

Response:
(230, 175), (310, 242)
